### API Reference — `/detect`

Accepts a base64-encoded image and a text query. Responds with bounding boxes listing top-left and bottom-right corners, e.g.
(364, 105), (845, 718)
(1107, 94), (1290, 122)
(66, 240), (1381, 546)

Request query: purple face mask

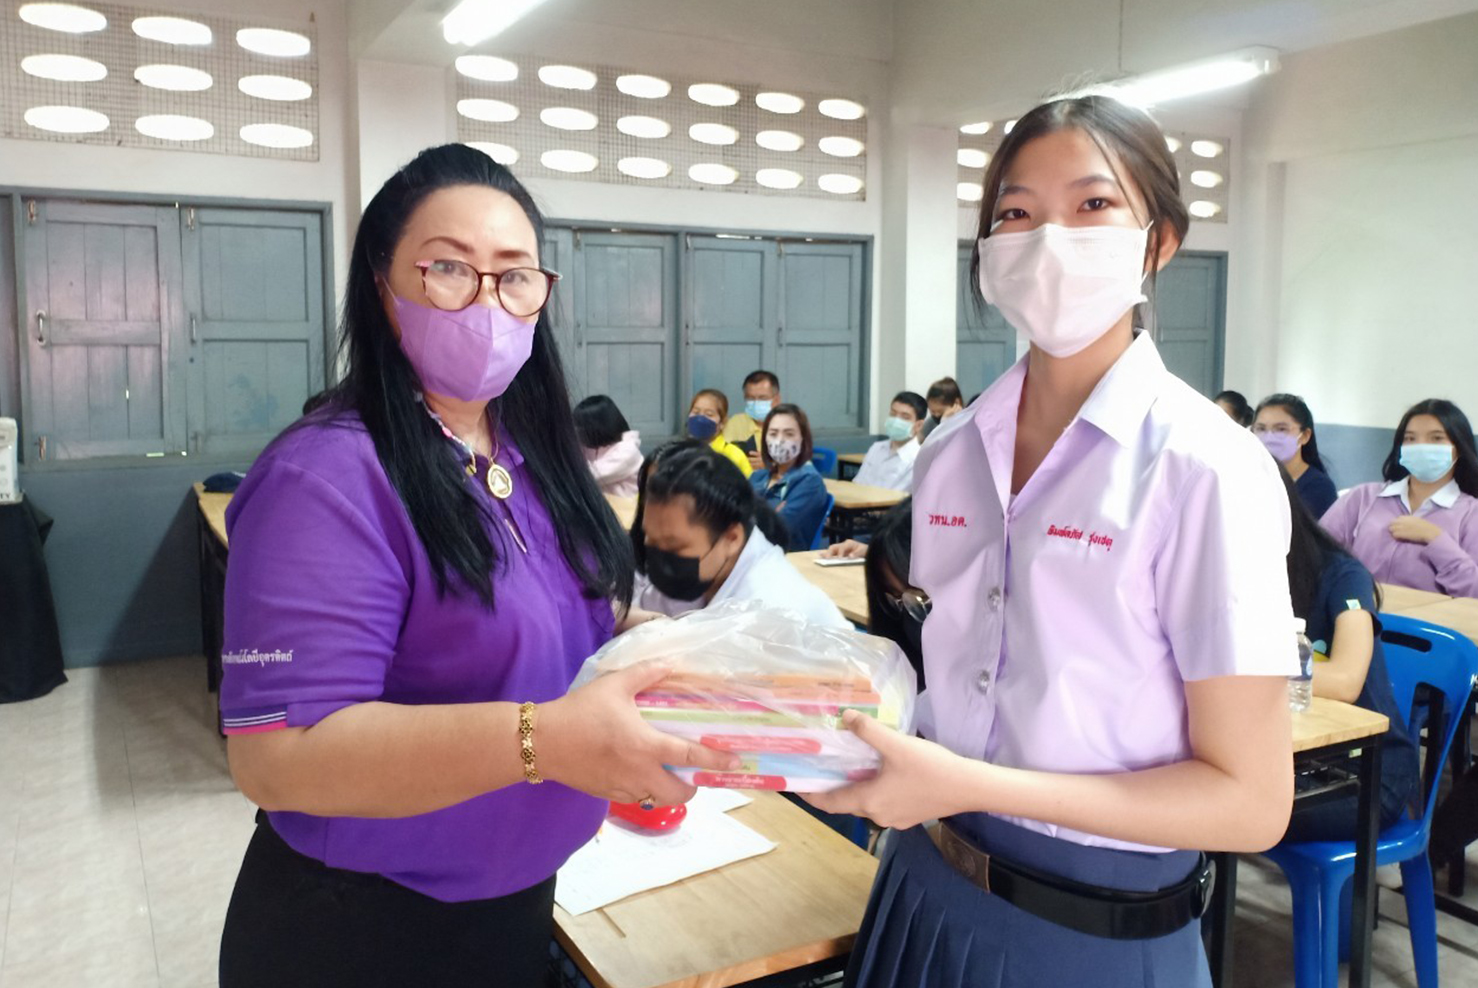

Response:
(393, 294), (535, 403)
(1258, 431), (1300, 463)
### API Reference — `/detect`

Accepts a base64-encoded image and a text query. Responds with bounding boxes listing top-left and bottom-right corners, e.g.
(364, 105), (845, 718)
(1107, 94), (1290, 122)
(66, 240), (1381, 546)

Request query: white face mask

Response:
(977, 223), (1150, 358)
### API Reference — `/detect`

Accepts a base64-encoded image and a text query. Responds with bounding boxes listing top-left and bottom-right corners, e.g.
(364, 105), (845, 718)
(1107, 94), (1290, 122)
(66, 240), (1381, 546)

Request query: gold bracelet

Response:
(518, 702), (542, 785)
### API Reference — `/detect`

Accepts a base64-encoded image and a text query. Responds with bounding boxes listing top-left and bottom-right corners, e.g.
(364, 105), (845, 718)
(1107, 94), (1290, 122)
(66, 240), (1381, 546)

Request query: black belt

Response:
(928, 820), (1213, 941)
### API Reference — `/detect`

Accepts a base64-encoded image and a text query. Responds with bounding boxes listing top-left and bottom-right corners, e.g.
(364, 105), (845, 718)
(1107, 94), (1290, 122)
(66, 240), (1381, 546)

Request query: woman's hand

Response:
(821, 540), (869, 559)
(613, 605), (668, 634)
(538, 661), (739, 806)
(801, 710), (972, 829)
(1390, 516), (1442, 544)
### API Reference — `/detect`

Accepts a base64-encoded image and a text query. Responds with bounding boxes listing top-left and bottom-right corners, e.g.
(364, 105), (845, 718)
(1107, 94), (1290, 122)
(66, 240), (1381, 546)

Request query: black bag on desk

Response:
(0, 498), (68, 702)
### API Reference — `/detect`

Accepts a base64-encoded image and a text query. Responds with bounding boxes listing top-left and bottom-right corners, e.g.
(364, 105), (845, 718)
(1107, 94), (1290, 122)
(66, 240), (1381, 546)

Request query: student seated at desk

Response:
(854, 392), (926, 493)
(1321, 399), (1478, 596)
(919, 377), (964, 441)
(1276, 465), (1419, 842)
(574, 395), (642, 498)
(684, 388), (752, 478)
(1253, 394), (1338, 518)
(1213, 390), (1254, 428)
(632, 441), (848, 628)
(750, 404), (830, 552)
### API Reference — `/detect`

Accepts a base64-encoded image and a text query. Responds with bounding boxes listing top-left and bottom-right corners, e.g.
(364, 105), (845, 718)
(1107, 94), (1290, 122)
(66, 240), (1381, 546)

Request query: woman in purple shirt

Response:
(216, 146), (734, 987)
(1321, 399), (1478, 596)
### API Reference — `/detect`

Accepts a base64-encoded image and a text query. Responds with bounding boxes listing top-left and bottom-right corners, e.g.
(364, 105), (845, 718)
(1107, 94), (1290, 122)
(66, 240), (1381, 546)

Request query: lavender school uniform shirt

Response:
(219, 413), (612, 902)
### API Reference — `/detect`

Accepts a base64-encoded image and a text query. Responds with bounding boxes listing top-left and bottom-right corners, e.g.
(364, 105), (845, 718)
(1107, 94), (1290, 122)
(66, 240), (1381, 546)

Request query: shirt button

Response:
(987, 587), (1003, 610)
(976, 670), (992, 693)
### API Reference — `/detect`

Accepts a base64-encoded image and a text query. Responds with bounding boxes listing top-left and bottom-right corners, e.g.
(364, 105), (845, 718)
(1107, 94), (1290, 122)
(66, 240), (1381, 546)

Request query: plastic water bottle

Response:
(1289, 618), (1313, 712)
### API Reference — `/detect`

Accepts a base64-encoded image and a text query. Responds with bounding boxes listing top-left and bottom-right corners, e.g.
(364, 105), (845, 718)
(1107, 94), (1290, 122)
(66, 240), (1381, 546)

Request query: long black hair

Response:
(1214, 390), (1254, 427)
(573, 395), (631, 450)
(1279, 463), (1380, 620)
(316, 144), (632, 608)
(1382, 399), (1478, 497)
(864, 499), (922, 686)
(630, 440), (788, 573)
(1256, 393), (1328, 472)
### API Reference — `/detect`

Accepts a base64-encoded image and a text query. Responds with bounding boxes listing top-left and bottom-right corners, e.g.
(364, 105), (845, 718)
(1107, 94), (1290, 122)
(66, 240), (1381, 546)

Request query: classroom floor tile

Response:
(1, 654), (1476, 988)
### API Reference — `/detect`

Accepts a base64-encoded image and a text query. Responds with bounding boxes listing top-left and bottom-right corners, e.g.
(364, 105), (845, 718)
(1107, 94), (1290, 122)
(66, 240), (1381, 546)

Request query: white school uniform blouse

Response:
(910, 333), (1298, 852)
(853, 437), (921, 492)
(637, 529), (852, 629)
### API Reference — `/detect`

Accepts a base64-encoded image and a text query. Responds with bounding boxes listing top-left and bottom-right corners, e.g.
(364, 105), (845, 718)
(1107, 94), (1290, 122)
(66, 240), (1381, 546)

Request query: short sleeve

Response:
(1153, 450), (1300, 681)
(219, 458), (409, 734)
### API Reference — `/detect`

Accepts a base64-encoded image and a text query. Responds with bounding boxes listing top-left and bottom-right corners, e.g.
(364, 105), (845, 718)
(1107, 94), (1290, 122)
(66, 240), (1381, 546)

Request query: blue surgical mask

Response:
(686, 414), (719, 441)
(883, 416), (914, 443)
(1400, 443), (1455, 483)
(745, 399), (773, 421)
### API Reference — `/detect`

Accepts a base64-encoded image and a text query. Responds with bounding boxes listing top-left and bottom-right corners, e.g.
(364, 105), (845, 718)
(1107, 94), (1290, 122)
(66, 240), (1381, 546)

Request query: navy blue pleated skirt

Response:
(845, 814), (1212, 988)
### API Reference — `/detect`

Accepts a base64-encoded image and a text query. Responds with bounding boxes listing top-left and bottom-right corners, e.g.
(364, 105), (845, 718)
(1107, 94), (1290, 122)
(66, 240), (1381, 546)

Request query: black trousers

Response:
(220, 815), (556, 987)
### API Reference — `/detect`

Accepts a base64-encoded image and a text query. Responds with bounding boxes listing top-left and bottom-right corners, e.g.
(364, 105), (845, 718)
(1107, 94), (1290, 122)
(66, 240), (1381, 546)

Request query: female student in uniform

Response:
(215, 146), (735, 987)
(574, 394), (643, 497)
(683, 388), (753, 477)
(750, 403), (830, 552)
(1321, 398), (1478, 596)
(1214, 389), (1255, 428)
(630, 441), (847, 627)
(1253, 393), (1339, 518)
(1274, 464), (1419, 841)
(805, 96), (1299, 988)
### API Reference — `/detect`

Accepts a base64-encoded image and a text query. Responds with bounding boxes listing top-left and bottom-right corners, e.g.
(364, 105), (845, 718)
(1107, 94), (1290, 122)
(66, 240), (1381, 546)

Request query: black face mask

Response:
(645, 542), (717, 602)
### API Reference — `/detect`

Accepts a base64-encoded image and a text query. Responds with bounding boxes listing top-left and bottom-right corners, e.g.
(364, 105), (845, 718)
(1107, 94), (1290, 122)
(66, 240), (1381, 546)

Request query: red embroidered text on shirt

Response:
(928, 513), (968, 528)
(1047, 524), (1114, 552)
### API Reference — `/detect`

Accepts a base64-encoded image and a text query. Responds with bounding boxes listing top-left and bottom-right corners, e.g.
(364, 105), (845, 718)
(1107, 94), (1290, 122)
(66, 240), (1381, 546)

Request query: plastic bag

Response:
(574, 600), (918, 792)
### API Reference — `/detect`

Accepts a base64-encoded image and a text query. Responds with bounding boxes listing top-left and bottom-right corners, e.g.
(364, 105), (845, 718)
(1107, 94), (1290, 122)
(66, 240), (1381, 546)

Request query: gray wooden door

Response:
(684, 235), (776, 408)
(956, 244), (1016, 398)
(20, 200), (187, 460)
(777, 241), (865, 431)
(571, 231), (679, 437)
(540, 227), (580, 394)
(1153, 250), (1227, 397)
(182, 207), (325, 458)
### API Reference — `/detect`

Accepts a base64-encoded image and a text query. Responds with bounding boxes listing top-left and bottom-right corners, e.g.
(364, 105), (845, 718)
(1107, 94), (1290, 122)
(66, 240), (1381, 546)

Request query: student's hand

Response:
(941, 403), (965, 420)
(821, 540), (869, 559)
(539, 661), (740, 806)
(614, 606), (668, 633)
(747, 450), (765, 471)
(801, 710), (972, 830)
(1389, 516), (1443, 545)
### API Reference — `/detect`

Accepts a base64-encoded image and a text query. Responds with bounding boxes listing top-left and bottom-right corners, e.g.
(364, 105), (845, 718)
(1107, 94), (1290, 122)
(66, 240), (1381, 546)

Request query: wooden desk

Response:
(788, 550), (868, 626)
(1207, 699), (1389, 988)
(555, 791), (879, 988)
(823, 479), (906, 512)
(192, 484), (232, 697)
(195, 483), (232, 549)
(1383, 597), (1478, 643)
(837, 453), (865, 480)
(606, 493), (637, 531)
(1377, 583), (1453, 614)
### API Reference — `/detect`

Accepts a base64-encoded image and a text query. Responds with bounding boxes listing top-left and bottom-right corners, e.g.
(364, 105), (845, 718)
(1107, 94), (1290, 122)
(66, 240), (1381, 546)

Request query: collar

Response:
(1381, 477), (1460, 509)
(1074, 332), (1166, 448)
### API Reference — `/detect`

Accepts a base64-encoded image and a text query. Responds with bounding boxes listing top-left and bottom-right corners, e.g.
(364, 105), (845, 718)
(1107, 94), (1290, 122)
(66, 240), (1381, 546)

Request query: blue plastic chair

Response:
(809, 494), (836, 551)
(812, 446), (838, 478)
(1262, 614), (1478, 988)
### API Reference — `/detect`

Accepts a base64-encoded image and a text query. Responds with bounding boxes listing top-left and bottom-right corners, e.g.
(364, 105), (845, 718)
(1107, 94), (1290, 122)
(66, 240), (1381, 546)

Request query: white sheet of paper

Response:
(686, 786), (753, 815)
(555, 809), (775, 916)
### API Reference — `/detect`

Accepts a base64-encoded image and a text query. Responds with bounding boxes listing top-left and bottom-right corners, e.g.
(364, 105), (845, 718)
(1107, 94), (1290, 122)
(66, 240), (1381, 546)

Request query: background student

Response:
(1214, 390), (1255, 428)
(684, 388), (752, 477)
(750, 403), (829, 552)
(1274, 466), (1418, 841)
(574, 394), (643, 497)
(630, 441), (847, 627)
(854, 392), (926, 492)
(1253, 393), (1338, 518)
(1321, 398), (1478, 596)
(722, 369), (781, 469)
(919, 377), (965, 440)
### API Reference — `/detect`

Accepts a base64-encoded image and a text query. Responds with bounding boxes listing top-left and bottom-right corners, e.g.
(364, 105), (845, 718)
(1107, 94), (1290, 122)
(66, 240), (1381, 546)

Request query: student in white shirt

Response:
(573, 394), (642, 497)
(631, 440), (849, 629)
(854, 392), (926, 492)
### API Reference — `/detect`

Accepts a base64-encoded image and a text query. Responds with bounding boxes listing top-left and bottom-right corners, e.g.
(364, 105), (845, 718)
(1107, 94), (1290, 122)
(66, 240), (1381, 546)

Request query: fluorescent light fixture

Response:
(1076, 47), (1279, 108)
(442, 0), (548, 47)
(466, 141), (519, 164)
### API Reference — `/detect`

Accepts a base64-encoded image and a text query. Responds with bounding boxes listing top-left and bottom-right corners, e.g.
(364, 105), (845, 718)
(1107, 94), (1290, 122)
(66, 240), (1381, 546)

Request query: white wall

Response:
(0, 0), (354, 302)
(1236, 11), (1478, 427)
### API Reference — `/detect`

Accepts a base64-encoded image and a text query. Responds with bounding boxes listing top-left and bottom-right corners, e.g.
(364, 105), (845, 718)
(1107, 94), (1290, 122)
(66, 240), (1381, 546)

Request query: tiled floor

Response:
(2, 655), (1477, 987)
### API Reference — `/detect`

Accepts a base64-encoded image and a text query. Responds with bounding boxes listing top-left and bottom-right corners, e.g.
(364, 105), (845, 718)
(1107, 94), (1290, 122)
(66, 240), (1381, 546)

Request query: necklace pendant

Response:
(487, 463), (514, 500)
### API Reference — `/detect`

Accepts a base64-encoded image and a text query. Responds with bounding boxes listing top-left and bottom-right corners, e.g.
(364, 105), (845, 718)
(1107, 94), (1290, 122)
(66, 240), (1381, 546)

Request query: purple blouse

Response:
(219, 413), (612, 902)
(1321, 479), (1478, 596)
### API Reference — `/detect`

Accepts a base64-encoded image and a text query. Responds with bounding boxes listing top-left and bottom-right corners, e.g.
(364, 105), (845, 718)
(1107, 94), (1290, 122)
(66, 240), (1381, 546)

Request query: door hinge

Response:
(777, 241), (786, 257)
(35, 435), (47, 461)
(185, 206), (196, 230)
(574, 230), (582, 249)
(684, 234), (692, 251)
(26, 200), (37, 225)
